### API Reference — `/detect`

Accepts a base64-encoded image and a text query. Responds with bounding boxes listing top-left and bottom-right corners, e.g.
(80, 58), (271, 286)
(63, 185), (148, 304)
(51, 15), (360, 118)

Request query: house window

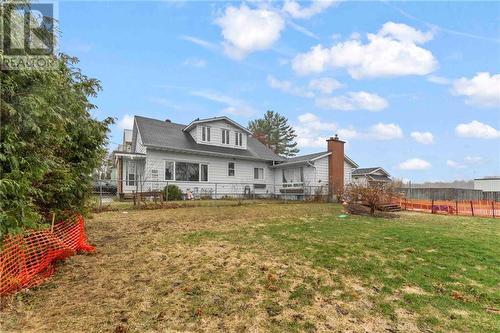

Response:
(201, 126), (210, 142)
(125, 160), (136, 186)
(222, 129), (230, 144)
(228, 162), (235, 176)
(254, 167), (264, 180)
(176, 162), (200, 181)
(235, 132), (243, 146)
(165, 161), (174, 180)
(282, 167), (303, 185)
(201, 164), (208, 182)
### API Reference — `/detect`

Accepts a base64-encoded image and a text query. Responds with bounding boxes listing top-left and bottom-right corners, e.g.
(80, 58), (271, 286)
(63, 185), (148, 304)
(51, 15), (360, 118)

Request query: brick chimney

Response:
(327, 134), (345, 196)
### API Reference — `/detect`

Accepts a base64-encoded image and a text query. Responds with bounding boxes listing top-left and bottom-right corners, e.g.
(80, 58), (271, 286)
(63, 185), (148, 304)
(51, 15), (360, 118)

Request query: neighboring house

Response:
(113, 115), (358, 197)
(474, 177), (500, 192)
(351, 167), (391, 186)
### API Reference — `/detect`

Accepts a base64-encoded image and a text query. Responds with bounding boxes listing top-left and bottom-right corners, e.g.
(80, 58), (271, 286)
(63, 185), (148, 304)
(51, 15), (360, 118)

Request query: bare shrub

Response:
(343, 183), (401, 215)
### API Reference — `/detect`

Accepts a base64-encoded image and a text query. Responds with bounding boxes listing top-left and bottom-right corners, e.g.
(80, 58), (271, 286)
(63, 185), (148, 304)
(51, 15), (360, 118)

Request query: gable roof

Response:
(352, 167), (390, 177)
(183, 116), (252, 134)
(134, 116), (284, 161)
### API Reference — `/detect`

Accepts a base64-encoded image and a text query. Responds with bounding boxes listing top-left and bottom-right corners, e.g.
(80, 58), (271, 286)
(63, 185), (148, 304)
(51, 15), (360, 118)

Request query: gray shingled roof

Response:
(352, 167), (385, 176)
(368, 174), (391, 181)
(272, 151), (358, 168)
(134, 116), (285, 161)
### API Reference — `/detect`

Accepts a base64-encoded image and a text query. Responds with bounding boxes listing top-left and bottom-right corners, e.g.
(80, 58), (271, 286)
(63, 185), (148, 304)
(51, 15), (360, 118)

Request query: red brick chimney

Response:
(327, 134), (345, 196)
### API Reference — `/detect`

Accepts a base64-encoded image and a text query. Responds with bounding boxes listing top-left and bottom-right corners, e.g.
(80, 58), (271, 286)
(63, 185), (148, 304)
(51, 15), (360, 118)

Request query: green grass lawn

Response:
(2, 202), (499, 332)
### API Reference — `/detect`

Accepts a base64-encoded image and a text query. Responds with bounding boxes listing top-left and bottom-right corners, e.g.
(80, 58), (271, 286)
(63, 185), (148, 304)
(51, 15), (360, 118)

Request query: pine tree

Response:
(248, 111), (299, 157)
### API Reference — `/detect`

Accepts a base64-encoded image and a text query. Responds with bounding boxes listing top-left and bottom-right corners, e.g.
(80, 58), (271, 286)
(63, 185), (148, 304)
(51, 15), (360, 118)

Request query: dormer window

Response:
(201, 126), (210, 142)
(222, 129), (230, 144)
(235, 132), (243, 146)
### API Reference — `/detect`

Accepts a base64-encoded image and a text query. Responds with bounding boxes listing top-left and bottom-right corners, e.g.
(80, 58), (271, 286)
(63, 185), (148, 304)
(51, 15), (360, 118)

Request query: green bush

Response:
(164, 185), (182, 201)
(0, 5), (112, 238)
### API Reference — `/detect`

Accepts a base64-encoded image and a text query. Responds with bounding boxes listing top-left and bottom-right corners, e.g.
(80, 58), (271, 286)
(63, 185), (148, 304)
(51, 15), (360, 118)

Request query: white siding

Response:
(141, 149), (274, 195)
(188, 121), (248, 150)
(189, 126), (198, 142)
(135, 131), (146, 154)
(344, 161), (354, 185)
(474, 179), (500, 192)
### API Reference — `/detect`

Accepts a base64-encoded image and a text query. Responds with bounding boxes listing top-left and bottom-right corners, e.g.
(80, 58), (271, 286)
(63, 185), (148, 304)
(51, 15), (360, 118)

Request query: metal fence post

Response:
(455, 201), (458, 215)
(470, 200), (474, 216)
(166, 181), (169, 202)
(99, 182), (103, 210)
(215, 183), (218, 200)
(492, 201), (495, 218)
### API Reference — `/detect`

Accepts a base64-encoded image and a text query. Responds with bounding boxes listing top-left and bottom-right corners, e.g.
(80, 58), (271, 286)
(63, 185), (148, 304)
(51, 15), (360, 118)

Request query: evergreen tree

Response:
(248, 111), (299, 157)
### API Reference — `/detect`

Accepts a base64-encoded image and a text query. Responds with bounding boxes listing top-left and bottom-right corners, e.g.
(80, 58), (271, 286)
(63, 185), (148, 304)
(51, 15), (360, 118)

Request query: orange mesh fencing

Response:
(398, 199), (500, 218)
(0, 214), (94, 295)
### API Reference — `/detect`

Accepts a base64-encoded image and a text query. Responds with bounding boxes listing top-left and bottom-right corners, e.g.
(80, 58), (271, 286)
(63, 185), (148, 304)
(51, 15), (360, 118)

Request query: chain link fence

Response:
(92, 178), (334, 210)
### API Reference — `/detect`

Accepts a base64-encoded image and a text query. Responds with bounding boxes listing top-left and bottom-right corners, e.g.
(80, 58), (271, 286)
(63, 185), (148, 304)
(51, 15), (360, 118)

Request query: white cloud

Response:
(216, 5), (285, 60)
(308, 77), (342, 94)
(117, 114), (134, 129)
(287, 20), (319, 39)
(282, 0), (339, 19)
(369, 123), (403, 140)
(179, 35), (218, 50)
(267, 75), (314, 98)
(183, 57), (207, 68)
(455, 120), (500, 139)
(315, 91), (388, 111)
(427, 75), (451, 85)
(298, 112), (337, 131)
(377, 21), (434, 44)
(398, 158), (431, 170)
(410, 131), (434, 144)
(447, 156), (484, 169)
(295, 113), (338, 148)
(292, 22), (437, 79)
(190, 90), (254, 116)
(451, 72), (500, 107)
(295, 115), (403, 146)
(446, 160), (465, 169)
(464, 156), (483, 164)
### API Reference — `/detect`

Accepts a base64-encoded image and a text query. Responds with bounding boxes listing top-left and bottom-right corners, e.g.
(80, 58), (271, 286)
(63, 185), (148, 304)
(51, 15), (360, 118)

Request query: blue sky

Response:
(58, 1), (500, 182)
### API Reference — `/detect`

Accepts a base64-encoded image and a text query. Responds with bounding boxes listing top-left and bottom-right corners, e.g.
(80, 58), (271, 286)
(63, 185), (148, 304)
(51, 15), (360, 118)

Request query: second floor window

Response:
(222, 129), (230, 144)
(201, 126), (210, 142)
(235, 132), (243, 146)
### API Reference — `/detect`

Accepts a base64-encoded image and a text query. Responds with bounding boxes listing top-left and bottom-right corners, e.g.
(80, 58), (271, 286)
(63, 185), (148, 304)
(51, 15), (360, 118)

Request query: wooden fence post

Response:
(431, 199), (434, 214)
(492, 200), (495, 218)
(470, 200), (474, 217)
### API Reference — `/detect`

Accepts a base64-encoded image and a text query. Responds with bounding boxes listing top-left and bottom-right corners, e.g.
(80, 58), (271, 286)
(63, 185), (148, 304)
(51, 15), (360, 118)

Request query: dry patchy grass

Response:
(1, 202), (498, 333)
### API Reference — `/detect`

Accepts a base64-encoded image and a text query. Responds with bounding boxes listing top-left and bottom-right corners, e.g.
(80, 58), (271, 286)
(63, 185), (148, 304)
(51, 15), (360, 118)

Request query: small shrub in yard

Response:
(343, 182), (400, 216)
(163, 185), (182, 201)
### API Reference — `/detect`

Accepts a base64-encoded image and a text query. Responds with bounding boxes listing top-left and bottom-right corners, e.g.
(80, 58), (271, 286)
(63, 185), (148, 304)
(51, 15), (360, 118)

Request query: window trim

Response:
(228, 162), (235, 177)
(200, 163), (209, 182)
(164, 159), (210, 182)
(201, 126), (211, 142)
(222, 129), (230, 145)
(254, 167), (264, 180)
(164, 160), (175, 181)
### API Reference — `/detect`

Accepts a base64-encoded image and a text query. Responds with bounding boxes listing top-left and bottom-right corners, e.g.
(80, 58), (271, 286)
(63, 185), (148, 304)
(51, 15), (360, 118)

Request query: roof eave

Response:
(182, 116), (252, 135)
(144, 144), (278, 162)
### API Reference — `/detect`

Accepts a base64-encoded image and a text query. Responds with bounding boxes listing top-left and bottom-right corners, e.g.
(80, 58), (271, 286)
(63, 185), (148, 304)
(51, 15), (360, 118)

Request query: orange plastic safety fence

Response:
(398, 199), (500, 218)
(0, 214), (94, 295)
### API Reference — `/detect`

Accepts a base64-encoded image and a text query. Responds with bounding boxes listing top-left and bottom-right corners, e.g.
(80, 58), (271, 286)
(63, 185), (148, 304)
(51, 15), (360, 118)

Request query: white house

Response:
(113, 115), (359, 198)
(351, 167), (391, 186)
